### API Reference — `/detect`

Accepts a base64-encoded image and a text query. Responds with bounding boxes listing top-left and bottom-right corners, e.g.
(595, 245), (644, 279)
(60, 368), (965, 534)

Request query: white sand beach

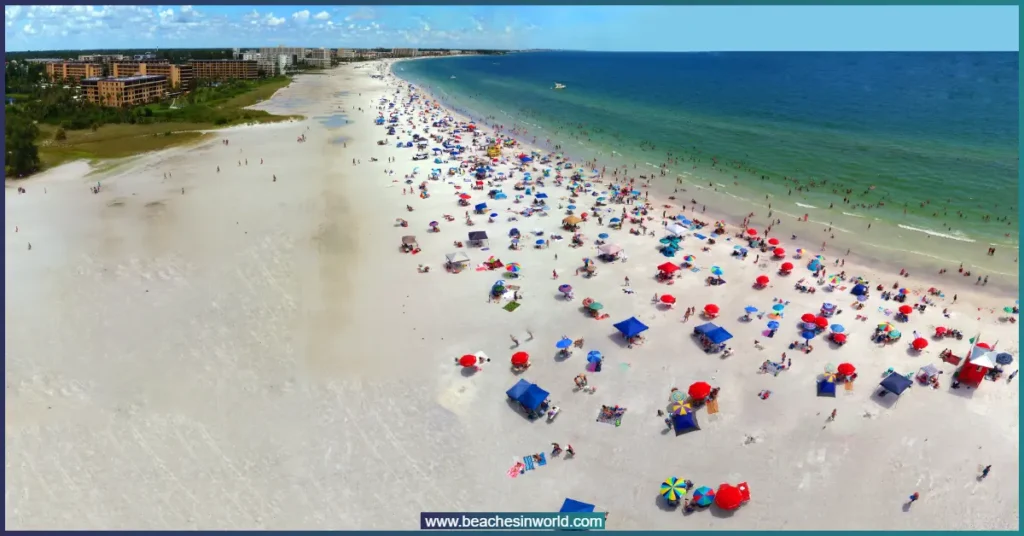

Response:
(5, 62), (1019, 530)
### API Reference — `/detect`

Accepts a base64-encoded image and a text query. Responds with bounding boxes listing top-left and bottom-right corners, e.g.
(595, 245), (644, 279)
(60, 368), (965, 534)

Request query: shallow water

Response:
(317, 113), (351, 129)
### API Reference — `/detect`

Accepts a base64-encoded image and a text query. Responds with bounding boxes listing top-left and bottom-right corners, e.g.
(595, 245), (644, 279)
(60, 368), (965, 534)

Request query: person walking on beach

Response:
(980, 465), (992, 479)
(624, 276), (630, 287)
(1007, 370), (1018, 383)
(510, 335), (520, 347)
(829, 409), (837, 421)
(527, 330), (534, 341)
(551, 443), (562, 456)
(552, 269), (558, 279)
(565, 444), (575, 457)
(907, 492), (920, 506)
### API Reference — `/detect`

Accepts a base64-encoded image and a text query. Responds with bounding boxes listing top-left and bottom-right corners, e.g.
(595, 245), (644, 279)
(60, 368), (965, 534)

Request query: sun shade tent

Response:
(614, 317), (650, 338)
(694, 322), (719, 336)
(704, 327), (733, 345)
(474, 203), (488, 211)
(467, 231), (489, 245)
(598, 244), (622, 256)
(402, 235), (418, 245)
(666, 223), (688, 236)
(817, 378), (837, 397)
(519, 384), (550, 412)
(851, 284), (868, 296)
(446, 251), (470, 264)
(672, 412), (701, 435)
(506, 379), (531, 401)
(879, 372), (913, 396)
(559, 498), (596, 513)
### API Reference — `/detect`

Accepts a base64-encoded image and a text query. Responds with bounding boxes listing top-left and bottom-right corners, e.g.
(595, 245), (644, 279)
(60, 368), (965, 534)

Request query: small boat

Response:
(553, 83), (566, 90)
(450, 75), (457, 79)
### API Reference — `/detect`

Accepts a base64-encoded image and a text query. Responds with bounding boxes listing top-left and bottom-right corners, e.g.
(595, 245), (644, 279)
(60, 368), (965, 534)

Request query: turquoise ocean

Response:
(395, 52), (1019, 277)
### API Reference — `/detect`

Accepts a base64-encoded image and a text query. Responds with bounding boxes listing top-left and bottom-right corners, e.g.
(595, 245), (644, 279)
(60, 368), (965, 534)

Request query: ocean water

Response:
(396, 52), (1019, 251)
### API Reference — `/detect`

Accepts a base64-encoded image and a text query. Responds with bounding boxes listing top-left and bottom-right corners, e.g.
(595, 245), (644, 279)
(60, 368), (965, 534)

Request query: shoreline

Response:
(389, 60), (1019, 299)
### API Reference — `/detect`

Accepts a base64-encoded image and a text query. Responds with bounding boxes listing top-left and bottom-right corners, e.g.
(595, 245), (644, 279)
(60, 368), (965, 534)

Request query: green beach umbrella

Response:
(589, 302), (604, 310)
(889, 330), (901, 339)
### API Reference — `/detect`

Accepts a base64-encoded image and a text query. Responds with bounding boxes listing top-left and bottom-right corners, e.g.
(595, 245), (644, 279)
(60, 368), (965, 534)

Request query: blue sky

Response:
(4, 5), (1019, 52)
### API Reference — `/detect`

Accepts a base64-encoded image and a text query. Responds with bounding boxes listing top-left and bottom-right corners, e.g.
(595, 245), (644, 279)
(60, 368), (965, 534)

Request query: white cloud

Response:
(314, 11), (330, 21)
(265, 13), (285, 26)
(23, 23), (36, 35)
(292, 10), (310, 22)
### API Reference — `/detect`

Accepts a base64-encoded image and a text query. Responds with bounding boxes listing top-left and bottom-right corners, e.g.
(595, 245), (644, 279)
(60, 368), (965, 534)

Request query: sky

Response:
(3, 5), (1019, 52)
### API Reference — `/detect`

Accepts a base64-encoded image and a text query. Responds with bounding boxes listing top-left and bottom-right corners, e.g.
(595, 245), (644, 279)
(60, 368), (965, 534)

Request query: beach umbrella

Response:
(801, 313), (816, 323)
(767, 237), (780, 246)
(661, 477), (687, 502)
(744, 306), (758, 314)
(832, 333), (847, 344)
(535, 239), (546, 246)
(506, 263), (521, 273)
(558, 284), (573, 293)
(830, 324), (845, 333)
(773, 248), (786, 257)
(669, 390), (687, 403)
(801, 330), (816, 341)
(598, 233), (609, 240)
(772, 304), (785, 312)
(755, 275), (770, 286)
(710, 266), (724, 276)
(995, 353), (1014, 365)
(715, 484), (744, 511)
(814, 317), (829, 329)
(780, 262), (794, 272)
(556, 338), (573, 349)
(683, 255), (696, 263)
(688, 381), (712, 400)
(975, 341), (991, 349)
(567, 205), (577, 210)
(658, 262), (680, 274)
(429, 221), (439, 227)
(767, 320), (780, 330)
(536, 192), (548, 199)
(511, 352), (529, 367)
(803, 322), (817, 331)
(587, 350), (603, 364)
(934, 326), (947, 336)
(490, 213), (498, 218)
(704, 304), (720, 316)
(660, 295), (677, 305)
(660, 238), (673, 245)
(669, 401), (689, 416)
(1003, 307), (1016, 314)
(459, 193), (471, 200)
(837, 363), (856, 376)
(898, 305), (913, 315)
(589, 302), (604, 310)
(889, 330), (901, 339)
(692, 486), (715, 507)
(458, 354), (477, 368)
(824, 362), (836, 374)
(508, 228), (520, 237)
(610, 217), (621, 223)
(746, 228), (758, 236)
(857, 295), (869, 302)
(899, 288), (908, 295)
(912, 338), (928, 350)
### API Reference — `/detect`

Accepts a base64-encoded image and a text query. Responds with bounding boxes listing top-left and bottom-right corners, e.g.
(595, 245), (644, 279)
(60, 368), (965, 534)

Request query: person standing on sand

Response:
(981, 465), (992, 479)
(565, 445), (575, 457)
(510, 335), (520, 347)
(907, 492), (920, 506)
(829, 409), (837, 421)
(1007, 370), (1018, 383)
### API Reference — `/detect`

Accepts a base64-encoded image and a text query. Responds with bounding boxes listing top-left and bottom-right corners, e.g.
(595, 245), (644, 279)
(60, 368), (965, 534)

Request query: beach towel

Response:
(706, 399), (720, 414)
(844, 382), (854, 392)
(504, 302), (521, 312)
(537, 452), (547, 466)
(523, 455), (535, 471)
(508, 463), (524, 478)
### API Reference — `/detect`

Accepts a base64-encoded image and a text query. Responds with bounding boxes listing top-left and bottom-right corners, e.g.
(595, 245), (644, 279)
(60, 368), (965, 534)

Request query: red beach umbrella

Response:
(832, 333), (847, 343)
(704, 303), (720, 315)
(459, 193), (471, 200)
(780, 262), (794, 272)
(755, 275), (770, 286)
(976, 342), (992, 350)
(801, 313), (816, 323)
(657, 262), (680, 274)
(660, 294), (677, 304)
(458, 354), (477, 368)
(510, 351), (529, 367)
(767, 237), (780, 246)
(814, 316), (829, 329)
(912, 338), (928, 351)
(773, 248), (786, 257)
(934, 326), (947, 336)
(898, 305), (913, 315)
(746, 228), (758, 236)
(715, 484), (744, 511)
(688, 381), (712, 400)
(837, 363), (856, 376)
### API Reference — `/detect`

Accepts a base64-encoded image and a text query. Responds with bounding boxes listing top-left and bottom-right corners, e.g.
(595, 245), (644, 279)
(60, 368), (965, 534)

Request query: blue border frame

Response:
(2, 2), (1020, 534)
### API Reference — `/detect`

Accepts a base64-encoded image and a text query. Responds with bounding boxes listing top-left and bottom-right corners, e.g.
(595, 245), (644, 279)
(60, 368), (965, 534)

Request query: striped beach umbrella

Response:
(692, 486), (715, 507)
(661, 477), (687, 502)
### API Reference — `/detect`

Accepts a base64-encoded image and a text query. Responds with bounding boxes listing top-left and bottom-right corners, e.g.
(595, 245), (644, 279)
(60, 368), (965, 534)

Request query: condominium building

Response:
(111, 62), (194, 90)
(189, 59), (258, 81)
(306, 48), (331, 69)
(260, 46), (304, 65)
(337, 49), (356, 60)
(391, 48), (419, 58)
(46, 61), (103, 82)
(81, 75), (167, 107)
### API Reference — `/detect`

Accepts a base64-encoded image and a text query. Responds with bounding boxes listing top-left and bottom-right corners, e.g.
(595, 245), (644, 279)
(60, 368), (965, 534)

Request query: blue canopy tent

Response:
(817, 378), (837, 397)
(705, 327), (733, 345)
(474, 203), (488, 212)
(672, 412), (701, 435)
(506, 379), (531, 401)
(560, 498), (596, 513)
(694, 322), (719, 336)
(879, 372), (912, 396)
(519, 384), (550, 412)
(851, 284), (868, 296)
(614, 317), (649, 339)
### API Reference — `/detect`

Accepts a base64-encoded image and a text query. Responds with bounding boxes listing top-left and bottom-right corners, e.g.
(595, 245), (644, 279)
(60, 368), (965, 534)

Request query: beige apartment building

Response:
(45, 61), (103, 82)
(189, 59), (259, 81)
(111, 62), (194, 90)
(81, 75), (167, 107)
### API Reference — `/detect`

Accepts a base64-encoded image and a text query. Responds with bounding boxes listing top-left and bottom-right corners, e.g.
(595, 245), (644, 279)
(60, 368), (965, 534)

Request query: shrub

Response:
(53, 127), (66, 141)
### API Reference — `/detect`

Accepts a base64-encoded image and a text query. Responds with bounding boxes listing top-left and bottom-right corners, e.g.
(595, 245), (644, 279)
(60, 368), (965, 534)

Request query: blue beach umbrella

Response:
(772, 304), (785, 312)
(830, 324), (845, 333)
(803, 322), (817, 331)
(710, 266), (724, 276)
(556, 338), (573, 349)
(744, 306), (758, 314)
(567, 205), (577, 210)
(536, 192), (548, 199)
(610, 217), (621, 223)
(536, 239), (545, 245)
(857, 295), (868, 302)
(587, 350), (603, 363)
(598, 233), (610, 240)
(490, 213), (498, 218)
(801, 330), (816, 341)
(767, 320), (780, 330)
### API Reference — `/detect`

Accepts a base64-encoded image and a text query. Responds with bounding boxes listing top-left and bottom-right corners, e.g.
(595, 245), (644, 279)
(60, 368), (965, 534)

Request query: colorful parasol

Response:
(506, 263), (521, 273)
(670, 401), (690, 416)
(661, 477), (688, 502)
(692, 486), (716, 507)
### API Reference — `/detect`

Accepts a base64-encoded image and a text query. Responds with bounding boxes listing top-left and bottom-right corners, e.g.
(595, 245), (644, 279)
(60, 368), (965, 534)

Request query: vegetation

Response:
(5, 110), (42, 177)
(36, 123), (210, 169)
